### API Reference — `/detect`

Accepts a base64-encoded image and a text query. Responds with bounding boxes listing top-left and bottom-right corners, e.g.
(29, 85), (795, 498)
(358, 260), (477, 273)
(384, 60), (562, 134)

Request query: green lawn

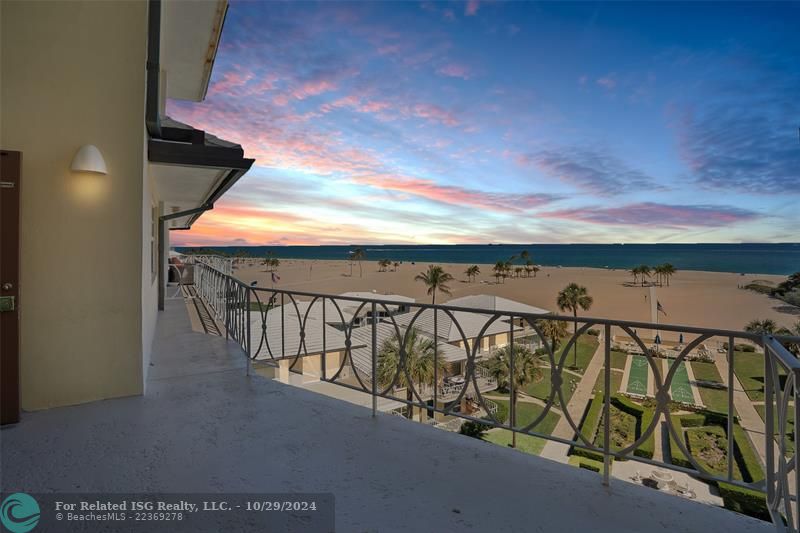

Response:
(609, 350), (628, 370)
(483, 428), (547, 455)
(592, 369), (624, 396)
(691, 361), (723, 383)
(690, 361), (730, 414)
(731, 350), (788, 403)
(523, 371), (577, 407)
(754, 404), (796, 456)
(492, 399), (561, 435)
(554, 334), (599, 374)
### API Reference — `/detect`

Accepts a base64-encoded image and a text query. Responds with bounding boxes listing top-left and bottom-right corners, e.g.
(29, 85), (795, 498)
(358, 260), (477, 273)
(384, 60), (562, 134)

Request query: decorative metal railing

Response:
(192, 260), (800, 530)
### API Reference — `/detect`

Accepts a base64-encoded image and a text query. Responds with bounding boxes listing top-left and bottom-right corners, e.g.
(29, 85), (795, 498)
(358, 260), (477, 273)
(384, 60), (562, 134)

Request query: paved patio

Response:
(0, 299), (773, 532)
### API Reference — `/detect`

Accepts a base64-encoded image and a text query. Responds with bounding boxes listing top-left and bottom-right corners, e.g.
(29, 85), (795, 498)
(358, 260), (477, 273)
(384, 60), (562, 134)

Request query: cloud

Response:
(518, 149), (661, 195)
(350, 174), (560, 212)
(542, 202), (759, 228)
(409, 103), (460, 126)
(672, 63), (800, 194)
(436, 63), (472, 80)
(596, 75), (617, 89)
(465, 0), (480, 16)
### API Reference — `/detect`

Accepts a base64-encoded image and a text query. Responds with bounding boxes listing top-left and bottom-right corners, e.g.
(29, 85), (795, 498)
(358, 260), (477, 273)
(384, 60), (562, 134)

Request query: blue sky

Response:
(169, 1), (800, 246)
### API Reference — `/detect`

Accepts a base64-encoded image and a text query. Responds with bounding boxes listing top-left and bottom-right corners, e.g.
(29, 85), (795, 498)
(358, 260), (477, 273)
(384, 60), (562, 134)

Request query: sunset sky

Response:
(169, 1), (799, 247)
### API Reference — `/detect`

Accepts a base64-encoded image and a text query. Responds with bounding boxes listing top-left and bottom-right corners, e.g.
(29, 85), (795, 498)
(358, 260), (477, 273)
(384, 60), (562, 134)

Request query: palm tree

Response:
(629, 267), (639, 285)
(493, 261), (505, 283)
(777, 321), (800, 355)
(376, 328), (444, 420)
(524, 260), (534, 278)
(483, 344), (543, 448)
(557, 283), (594, 368)
(352, 248), (366, 277)
(514, 267), (523, 278)
(464, 265), (480, 283)
(378, 259), (392, 272)
(520, 250), (531, 263)
(532, 265), (540, 277)
(744, 318), (778, 335)
(535, 319), (569, 354)
(637, 265), (652, 286)
(393, 261), (400, 272)
(661, 263), (676, 286)
(415, 265), (454, 304)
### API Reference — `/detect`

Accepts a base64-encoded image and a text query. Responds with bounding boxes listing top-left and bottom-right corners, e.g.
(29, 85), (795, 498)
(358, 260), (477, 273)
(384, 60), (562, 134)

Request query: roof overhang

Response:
(149, 117), (253, 229)
(161, 0), (227, 102)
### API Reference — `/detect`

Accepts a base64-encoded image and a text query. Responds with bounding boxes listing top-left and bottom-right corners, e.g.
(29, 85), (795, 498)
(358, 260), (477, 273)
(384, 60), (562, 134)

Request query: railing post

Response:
(281, 292), (285, 360)
(246, 287), (251, 376)
(509, 315), (515, 445)
(434, 306), (438, 414)
(322, 297), (327, 381)
(727, 335), (734, 482)
(794, 365), (800, 532)
(765, 337), (775, 514)
(371, 302), (377, 418)
(603, 324), (611, 486)
(224, 278), (230, 340)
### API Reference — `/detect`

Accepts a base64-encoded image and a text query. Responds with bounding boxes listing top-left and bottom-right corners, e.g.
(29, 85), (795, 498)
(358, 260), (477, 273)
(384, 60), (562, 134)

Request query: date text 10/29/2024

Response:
(54, 500), (320, 513)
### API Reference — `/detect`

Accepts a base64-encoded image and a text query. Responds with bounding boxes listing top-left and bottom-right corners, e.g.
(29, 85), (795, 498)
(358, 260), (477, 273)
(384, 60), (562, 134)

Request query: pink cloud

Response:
(291, 79), (337, 100)
(437, 63), (472, 80)
(465, 0), (480, 16)
(351, 173), (558, 212)
(410, 103), (459, 126)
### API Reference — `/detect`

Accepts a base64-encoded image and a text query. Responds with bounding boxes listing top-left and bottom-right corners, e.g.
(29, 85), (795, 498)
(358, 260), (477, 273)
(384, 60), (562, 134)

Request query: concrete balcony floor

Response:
(1, 299), (772, 532)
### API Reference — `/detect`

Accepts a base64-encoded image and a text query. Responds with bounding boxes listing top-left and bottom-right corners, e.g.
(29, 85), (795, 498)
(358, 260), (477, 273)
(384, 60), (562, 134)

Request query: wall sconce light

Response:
(70, 145), (107, 174)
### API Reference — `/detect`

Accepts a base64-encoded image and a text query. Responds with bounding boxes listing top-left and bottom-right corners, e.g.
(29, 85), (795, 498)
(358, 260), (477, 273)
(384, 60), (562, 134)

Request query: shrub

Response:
(460, 421), (490, 438)
(718, 482), (770, 521)
(587, 328), (600, 336)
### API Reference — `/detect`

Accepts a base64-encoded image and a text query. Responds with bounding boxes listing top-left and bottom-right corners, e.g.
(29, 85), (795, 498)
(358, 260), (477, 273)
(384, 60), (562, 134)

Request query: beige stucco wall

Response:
(1, 1), (148, 409)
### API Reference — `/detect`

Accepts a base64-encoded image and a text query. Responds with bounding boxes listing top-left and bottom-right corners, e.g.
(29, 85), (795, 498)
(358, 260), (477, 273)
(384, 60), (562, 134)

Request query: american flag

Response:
(657, 300), (667, 316)
(271, 272), (280, 284)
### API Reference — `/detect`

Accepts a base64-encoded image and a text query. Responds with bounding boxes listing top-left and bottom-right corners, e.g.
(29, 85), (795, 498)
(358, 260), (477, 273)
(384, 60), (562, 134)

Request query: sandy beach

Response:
(233, 259), (797, 337)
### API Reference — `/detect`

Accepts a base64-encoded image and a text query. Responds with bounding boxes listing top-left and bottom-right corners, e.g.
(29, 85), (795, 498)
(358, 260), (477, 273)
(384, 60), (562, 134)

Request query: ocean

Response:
(176, 243), (800, 275)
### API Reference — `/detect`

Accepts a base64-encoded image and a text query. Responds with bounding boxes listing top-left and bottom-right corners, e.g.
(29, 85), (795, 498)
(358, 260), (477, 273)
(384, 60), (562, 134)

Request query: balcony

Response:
(0, 297), (774, 532)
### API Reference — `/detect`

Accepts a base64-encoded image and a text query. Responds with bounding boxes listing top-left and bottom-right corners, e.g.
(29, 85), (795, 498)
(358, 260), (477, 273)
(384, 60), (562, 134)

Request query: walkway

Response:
(540, 332), (606, 462)
(714, 353), (769, 468)
(1, 300), (771, 532)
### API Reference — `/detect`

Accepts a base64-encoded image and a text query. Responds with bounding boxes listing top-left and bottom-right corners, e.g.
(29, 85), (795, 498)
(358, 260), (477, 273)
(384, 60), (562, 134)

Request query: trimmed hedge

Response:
(568, 455), (607, 473)
(572, 393), (605, 462)
(718, 482), (770, 521)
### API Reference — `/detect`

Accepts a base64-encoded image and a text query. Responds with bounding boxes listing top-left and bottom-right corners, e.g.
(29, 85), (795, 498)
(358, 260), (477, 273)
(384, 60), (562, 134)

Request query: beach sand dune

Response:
(234, 259), (795, 338)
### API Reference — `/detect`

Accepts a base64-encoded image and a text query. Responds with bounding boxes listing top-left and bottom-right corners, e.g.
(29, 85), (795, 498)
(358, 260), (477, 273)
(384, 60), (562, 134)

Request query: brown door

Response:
(1, 150), (21, 425)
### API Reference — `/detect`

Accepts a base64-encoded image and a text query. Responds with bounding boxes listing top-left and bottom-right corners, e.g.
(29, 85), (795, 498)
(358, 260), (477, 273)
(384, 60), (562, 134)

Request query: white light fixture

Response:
(70, 145), (107, 174)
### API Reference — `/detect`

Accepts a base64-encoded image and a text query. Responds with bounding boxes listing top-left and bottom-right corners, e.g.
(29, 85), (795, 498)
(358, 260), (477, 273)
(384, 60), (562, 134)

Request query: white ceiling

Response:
(150, 162), (228, 228)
